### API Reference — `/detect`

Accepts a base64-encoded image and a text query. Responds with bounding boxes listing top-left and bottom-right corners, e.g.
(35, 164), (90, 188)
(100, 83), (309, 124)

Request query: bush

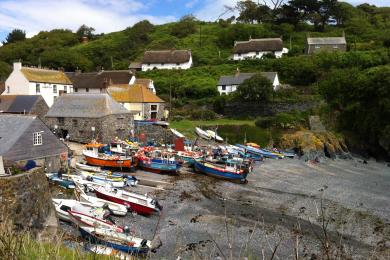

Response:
(171, 15), (197, 38)
(189, 109), (217, 120)
(255, 117), (274, 128)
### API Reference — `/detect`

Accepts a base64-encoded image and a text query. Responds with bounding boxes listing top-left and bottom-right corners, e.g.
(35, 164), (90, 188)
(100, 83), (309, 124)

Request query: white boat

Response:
(52, 198), (106, 222)
(85, 244), (134, 259)
(74, 185), (127, 216)
(195, 127), (211, 140)
(170, 128), (185, 138)
(206, 130), (223, 142)
(68, 210), (123, 232)
(77, 172), (127, 188)
(75, 162), (102, 172)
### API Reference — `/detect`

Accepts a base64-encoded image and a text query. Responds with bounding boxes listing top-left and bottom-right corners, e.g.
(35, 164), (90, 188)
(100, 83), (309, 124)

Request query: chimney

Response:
(13, 62), (22, 71)
(235, 68), (240, 77)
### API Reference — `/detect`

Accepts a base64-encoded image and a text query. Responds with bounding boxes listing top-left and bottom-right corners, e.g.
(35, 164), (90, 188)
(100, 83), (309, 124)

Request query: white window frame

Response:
(36, 83), (40, 94)
(33, 132), (42, 146)
(53, 85), (57, 93)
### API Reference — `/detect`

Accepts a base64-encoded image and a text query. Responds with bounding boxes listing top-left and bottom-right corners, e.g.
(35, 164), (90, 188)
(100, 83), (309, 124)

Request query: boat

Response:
(195, 127), (211, 140)
(76, 163), (102, 172)
(246, 142), (260, 149)
(79, 226), (151, 254)
(68, 210), (123, 232)
(193, 160), (249, 183)
(83, 143), (134, 169)
(235, 144), (281, 159)
(94, 186), (162, 216)
(46, 173), (75, 189)
(206, 130), (223, 142)
(85, 244), (134, 259)
(170, 128), (185, 138)
(74, 185), (127, 216)
(176, 151), (203, 166)
(79, 171), (127, 188)
(52, 199), (106, 222)
(136, 148), (181, 174)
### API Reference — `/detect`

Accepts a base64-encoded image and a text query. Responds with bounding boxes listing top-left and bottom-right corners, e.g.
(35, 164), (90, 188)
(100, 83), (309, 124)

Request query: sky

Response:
(0, 0), (388, 43)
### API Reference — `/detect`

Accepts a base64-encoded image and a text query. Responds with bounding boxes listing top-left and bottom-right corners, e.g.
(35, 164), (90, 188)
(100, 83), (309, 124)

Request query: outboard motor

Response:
(83, 184), (89, 193)
(86, 176), (93, 182)
(154, 200), (163, 211)
(140, 239), (148, 248)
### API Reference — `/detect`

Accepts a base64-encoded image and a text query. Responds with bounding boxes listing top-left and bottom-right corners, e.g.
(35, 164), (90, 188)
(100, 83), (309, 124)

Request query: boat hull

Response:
(84, 154), (132, 168)
(94, 189), (155, 216)
(138, 158), (180, 174)
(79, 227), (149, 254)
(194, 161), (248, 182)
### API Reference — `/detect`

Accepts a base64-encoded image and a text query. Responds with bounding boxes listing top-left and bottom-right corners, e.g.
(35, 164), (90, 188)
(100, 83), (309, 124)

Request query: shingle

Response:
(142, 50), (191, 64)
(218, 72), (277, 85)
(46, 93), (132, 118)
(234, 38), (283, 53)
(0, 114), (35, 154)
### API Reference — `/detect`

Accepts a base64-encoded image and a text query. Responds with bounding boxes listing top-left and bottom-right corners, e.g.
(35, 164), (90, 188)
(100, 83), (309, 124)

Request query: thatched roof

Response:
(21, 68), (72, 84)
(108, 84), (164, 103)
(142, 50), (191, 64)
(66, 70), (133, 89)
(233, 38), (283, 53)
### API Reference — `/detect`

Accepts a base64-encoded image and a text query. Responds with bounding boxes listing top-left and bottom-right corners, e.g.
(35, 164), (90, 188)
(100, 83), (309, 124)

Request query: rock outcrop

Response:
(279, 130), (350, 161)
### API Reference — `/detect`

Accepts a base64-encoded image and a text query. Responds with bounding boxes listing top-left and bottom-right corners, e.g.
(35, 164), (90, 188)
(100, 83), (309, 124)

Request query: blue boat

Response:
(137, 157), (181, 174)
(46, 173), (75, 189)
(79, 226), (150, 254)
(235, 144), (281, 159)
(193, 160), (249, 183)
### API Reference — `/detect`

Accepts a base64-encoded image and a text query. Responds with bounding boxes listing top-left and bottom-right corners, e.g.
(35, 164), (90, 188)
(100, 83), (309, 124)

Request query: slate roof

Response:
(218, 72), (278, 86)
(0, 95), (42, 113)
(0, 114), (36, 154)
(234, 38), (283, 53)
(46, 93), (132, 118)
(307, 37), (346, 45)
(21, 67), (72, 84)
(66, 70), (133, 89)
(142, 50), (191, 64)
(108, 84), (164, 103)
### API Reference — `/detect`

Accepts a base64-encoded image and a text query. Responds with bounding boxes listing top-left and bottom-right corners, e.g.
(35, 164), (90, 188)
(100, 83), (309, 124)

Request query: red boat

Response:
(94, 186), (162, 216)
(83, 143), (134, 168)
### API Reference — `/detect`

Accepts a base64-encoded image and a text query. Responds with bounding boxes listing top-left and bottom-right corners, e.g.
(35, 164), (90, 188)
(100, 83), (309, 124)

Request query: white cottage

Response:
(233, 38), (288, 60)
(141, 50), (192, 71)
(217, 71), (280, 95)
(3, 62), (73, 107)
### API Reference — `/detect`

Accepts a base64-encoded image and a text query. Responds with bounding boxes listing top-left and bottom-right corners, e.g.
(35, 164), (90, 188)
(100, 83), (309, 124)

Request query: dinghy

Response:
(79, 226), (151, 254)
(94, 186), (162, 216)
(170, 128), (185, 138)
(206, 130), (223, 142)
(68, 211), (123, 232)
(195, 127), (211, 140)
(194, 160), (249, 183)
(76, 163), (102, 172)
(52, 199), (106, 222)
(79, 171), (127, 188)
(46, 173), (75, 189)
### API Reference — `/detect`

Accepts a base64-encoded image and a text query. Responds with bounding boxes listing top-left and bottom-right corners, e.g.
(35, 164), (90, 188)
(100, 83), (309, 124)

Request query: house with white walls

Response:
(3, 62), (73, 107)
(141, 50), (192, 71)
(232, 38), (288, 60)
(217, 71), (281, 95)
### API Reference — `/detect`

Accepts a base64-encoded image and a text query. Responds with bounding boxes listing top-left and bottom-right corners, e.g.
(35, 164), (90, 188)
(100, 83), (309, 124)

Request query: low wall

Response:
(0, 167), (57, 238)
(134, 124), (176, 144)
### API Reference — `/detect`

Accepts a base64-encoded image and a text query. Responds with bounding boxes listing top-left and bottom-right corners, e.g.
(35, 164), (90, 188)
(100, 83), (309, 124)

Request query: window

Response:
(238, 53), (241, 56)
(86, 88), (89, 92)
(315, 45), (320, 49)
(161, 63), (165, 66)
(72, 119), (78, 127)
(256, 51), (259, 55)
(74, 88), (78, 92)
(176, 63), (180, 66)
(58, 117), (64, 125)
(54, 96), (57, 102)
(53, 85), (57, 93)
(333, 45), (339, 49)
(221, 85), (226, 91)
(64, 86), (67, 93)
(7, 86), (10, 93)
(33, 132), (42, 146)
(100, 88), (103, 93)
(36, 83), (40, 94)
(151, 105), (158, 111)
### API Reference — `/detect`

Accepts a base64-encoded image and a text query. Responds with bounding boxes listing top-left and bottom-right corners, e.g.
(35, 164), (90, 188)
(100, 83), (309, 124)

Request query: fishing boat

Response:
(52, 199), (106, 222)
(235, 144), (281, 159)
(68, 210), (122, 232)
(195, 127), (211, 140)
(206, 130), (223, 142)
(83, 143), (134, 168)
(76, 162), (102, 172)
(74, 185), (128, 216)
(77, 171), (126, 188)
(79, 226), (151, 254)
(194, 160), (249, 183)
(94, 186), (162, 216)
(170, 128), (185, 138)
(137, 149), (181, 174)
(46, 173), (75, 189)
(176, 151), (203, 166)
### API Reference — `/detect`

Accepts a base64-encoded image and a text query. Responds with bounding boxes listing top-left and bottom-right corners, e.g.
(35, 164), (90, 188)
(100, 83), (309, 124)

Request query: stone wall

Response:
(0, 167), (58, 237)
(142, 103), (166, 120)
(45, 113), (134, 144)
(134, 124), (176, 144)
(223, 101), (319, 117)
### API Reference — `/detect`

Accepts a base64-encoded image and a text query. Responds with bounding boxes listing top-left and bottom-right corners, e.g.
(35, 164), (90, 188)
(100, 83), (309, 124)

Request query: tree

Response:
(235, 73), (273, 102)
(171, 15), (197, 38)
(3, 29), (26, 44)
(237, 0), (259, 23)
(76, 24), (95, 40)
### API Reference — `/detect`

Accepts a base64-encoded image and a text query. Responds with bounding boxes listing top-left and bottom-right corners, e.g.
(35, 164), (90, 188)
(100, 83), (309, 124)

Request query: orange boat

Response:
(83, 143), (134, 168)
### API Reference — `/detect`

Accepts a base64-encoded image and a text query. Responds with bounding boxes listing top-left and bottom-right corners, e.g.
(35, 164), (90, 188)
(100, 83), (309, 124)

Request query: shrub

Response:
(255, 117), (274, 128)
(189, 109), (217, 120)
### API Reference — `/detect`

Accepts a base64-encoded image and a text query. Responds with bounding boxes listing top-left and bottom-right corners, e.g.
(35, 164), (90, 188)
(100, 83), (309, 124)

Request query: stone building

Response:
(306, 36), (347, 54)
(0, 95), (49, 120)
(0, 114), (68, 172)
(45, 93), (135, 143)
(107, 84), (166, 120)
